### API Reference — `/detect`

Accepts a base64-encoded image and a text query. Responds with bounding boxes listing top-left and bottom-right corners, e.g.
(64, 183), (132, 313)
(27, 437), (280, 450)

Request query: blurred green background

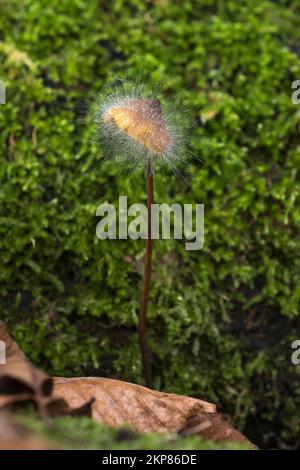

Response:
(1, 0), (300, 449)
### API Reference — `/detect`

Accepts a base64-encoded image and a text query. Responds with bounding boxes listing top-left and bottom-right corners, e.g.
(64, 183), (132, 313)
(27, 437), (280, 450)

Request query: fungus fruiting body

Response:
(94, 80), (190, 175)
(102, 99), (171, 155)
(94, 79), (190, 387)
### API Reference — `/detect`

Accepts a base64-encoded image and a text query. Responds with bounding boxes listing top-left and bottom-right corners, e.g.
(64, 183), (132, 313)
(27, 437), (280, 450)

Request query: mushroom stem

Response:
(138, 159), (153, 388)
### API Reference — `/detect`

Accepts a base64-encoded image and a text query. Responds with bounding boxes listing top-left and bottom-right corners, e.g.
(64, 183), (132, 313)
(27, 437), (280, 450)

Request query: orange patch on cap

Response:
(103, 100), (171, 154)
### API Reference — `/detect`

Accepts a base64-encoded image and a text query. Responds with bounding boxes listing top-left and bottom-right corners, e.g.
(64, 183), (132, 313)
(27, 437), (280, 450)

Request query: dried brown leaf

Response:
(0, 322), (93, 418)
(0, 321), (51, 397)
(54, 377), (253, 446)
(0, 322), (254, 447)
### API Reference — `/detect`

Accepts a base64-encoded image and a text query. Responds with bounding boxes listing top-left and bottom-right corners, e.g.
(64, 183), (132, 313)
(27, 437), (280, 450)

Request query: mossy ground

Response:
(1, 0), (300, 449)
(18, 414), (251, 450)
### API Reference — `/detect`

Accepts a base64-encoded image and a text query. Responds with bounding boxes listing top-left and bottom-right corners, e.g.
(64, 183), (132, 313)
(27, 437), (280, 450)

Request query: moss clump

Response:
(1, 0), (300, 449)
(19, 415), (251, 450)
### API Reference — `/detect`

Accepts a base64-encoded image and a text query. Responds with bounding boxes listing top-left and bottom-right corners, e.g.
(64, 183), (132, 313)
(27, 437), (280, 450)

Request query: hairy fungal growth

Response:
(93, 80), (190, 176)
(93, 79), (190, 387)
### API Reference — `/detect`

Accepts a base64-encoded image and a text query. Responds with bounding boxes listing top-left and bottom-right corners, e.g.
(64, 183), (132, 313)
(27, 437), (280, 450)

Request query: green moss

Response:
(0, 0), (300, 449)
(19, 414), (251, 450)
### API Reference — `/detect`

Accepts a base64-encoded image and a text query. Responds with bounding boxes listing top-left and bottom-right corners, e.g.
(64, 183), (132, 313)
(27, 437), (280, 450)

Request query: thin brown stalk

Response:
(138, 160), (153, 388)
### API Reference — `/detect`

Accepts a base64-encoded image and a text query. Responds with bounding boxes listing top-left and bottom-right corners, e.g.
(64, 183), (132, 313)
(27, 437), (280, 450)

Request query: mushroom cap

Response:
(103, 99), (171, 155)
